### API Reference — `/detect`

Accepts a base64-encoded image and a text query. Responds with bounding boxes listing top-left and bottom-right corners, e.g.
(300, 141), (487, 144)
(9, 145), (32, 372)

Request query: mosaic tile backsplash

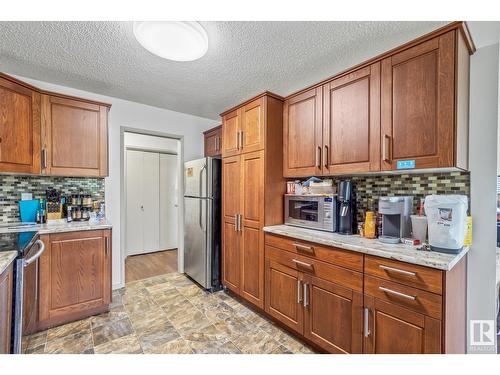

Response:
(0, 175), (105, 223)
(292, 171), (470, 223)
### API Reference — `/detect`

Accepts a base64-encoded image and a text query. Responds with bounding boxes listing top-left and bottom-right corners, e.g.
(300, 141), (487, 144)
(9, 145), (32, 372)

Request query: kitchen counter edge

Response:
(0, 221), (112, 235)
(0, 251), (17, 275)
(263, 225), (469, 271)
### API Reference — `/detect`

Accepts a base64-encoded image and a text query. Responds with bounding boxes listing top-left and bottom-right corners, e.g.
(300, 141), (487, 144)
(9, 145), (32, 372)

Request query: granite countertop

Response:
(263, 224), (469, 271)
(0, 251), (17, 275)
(0, 219), (112, 235)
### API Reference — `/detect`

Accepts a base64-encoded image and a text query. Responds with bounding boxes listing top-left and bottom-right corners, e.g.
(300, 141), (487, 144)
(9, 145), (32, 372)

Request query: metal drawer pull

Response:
(379, 265), (416, 276)
(292, 259), (313, 268)
(363, 308), (370, 337)
(297, 279), (302, 304)
(293, 243), (314, 253)
(303, 282), (309, 307)
(379, 286), (416, 301)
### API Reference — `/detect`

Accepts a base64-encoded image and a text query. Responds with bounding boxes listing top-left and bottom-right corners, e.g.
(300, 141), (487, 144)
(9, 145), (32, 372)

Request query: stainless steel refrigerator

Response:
(183, 157), (221, 290)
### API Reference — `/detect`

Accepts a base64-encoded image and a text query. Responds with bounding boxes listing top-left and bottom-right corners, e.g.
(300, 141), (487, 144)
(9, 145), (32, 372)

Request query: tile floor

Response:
(26, 272), (317, 354)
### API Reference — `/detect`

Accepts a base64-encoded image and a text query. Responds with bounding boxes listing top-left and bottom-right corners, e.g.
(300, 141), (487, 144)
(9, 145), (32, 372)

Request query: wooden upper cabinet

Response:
(204, 125), (222, 157)
(38, 230), (112, 329)
(41, 95), (109, 177)
(283, 87), (323, 177)
(323, 64), (380, 174)
(0, 75), (41, 174)
(381, 31), (457, 170)
(240, 98), (264, 154)
(222, 109), (240, 157)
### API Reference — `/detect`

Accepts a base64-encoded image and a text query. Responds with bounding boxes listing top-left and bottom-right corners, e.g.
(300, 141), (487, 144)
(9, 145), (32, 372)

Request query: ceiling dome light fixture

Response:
(133, 21), (208, 62)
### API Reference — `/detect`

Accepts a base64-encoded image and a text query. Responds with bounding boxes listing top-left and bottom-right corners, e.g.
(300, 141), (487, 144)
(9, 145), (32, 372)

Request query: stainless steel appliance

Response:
(337, 180), (356, 235)
(183, 157), (221, 291)
(0, 231), (45, 354)
(285, 194), (337, 232)
(378, 196), (413, 244)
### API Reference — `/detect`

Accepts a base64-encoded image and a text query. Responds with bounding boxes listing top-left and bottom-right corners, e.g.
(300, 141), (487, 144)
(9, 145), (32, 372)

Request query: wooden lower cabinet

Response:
(262, 233), (464, 354)
(0, 263), (13, 354)
(304, 274), (363, 354)
(264, 254), (363, 353)
(265, 258), (303, 333)
(38, 229), (112, 330)
(363, 295), (441, 354)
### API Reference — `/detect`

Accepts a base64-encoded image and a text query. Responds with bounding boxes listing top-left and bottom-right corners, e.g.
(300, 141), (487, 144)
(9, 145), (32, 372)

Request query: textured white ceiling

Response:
(0, 21), (448, 120)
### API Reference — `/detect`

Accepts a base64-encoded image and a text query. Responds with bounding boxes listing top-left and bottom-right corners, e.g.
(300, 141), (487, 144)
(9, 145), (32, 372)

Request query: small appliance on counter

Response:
(378, 196), (413, 244)
(285, 193), (338, 232)
(337, 180), (356, 235)
(424, 195), (468, 254)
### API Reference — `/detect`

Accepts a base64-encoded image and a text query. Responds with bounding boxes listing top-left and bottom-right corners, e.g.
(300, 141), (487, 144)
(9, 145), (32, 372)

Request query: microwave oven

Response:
(284, 194), (338, 232)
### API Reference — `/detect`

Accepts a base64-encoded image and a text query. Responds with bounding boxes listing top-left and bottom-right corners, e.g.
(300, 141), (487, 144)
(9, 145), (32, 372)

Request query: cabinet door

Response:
(0, 75), (41, 174)
(240, 151), (264, 307)
(381, 32), (455, 170)
(222, 109), (240, 157)
(38, 230), (111, 329)
(42, 95), (108, 177)
(363, 295), (441, 354)
(265, 258), (304, 333)
(323, 64), (380, 174)
(204, 126), (222, 157)
(283, 87), (323, 177)
(303, 274), (363, 353)
(240, 98), (264, 154)
(222, 155), (241, 221)
(222, 220), (241, 292)
(0, 263), (13, 354)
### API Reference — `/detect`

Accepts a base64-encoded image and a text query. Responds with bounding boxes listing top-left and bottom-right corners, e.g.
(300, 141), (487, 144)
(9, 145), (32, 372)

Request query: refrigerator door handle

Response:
(199, 164), (207, 197)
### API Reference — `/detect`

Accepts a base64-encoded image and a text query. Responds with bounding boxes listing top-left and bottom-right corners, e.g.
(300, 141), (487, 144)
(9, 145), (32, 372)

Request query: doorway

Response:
(123, 131), (181, 283)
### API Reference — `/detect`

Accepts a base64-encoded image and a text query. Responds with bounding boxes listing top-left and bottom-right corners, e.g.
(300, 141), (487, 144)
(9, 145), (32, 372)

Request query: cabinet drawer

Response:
(364, 255), (442, 294)
(265, 245), (363, 292)
(265, 234), (363, 272)
(364, 275), (442, 320)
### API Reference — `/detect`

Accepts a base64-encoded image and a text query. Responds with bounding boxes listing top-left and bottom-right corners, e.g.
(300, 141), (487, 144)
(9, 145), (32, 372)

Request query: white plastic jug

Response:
(424, 195), (468, 254)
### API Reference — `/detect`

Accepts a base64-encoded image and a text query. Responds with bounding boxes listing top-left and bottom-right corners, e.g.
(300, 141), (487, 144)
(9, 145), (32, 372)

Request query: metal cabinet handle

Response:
(239, 131), (244, 150)
(42, 148), (47, 169)
(324, 145), (329, 167)
(316, 146), (321, 167)
(303, 282), (309, 307)
(379, 286), (416, 301)
(24, 240), (45, 266)
(234, 214), (238, 231)
(383, 134), (391, 163)
(236, 132), (240, 150)
(292, 259), (313, 268)
(297, 279), (302, 304)
(105, 236), (109, 257)
(238, 214), (242, 232)
(364, 308), (370, 337)
(293, 243), (314, 254)
(379, 264), (416, 276)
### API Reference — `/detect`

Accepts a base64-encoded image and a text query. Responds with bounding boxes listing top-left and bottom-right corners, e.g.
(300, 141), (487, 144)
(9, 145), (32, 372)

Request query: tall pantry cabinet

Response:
(221, 92), (284, 309)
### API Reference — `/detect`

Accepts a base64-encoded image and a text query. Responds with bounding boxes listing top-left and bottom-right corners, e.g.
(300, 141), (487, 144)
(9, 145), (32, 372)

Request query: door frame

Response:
(120, 127), (184, 288)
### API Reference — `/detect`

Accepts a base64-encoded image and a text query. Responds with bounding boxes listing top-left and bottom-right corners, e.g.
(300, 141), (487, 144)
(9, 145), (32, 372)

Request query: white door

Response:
(126, 150), (162, 256)
(142, 152), (160, 253)
(159, 153), (178, 250)
(126, 150), (144, 255)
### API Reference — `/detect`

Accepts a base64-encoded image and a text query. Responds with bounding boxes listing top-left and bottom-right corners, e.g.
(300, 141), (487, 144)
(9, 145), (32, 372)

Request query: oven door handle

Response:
(24, 240), (45, 267)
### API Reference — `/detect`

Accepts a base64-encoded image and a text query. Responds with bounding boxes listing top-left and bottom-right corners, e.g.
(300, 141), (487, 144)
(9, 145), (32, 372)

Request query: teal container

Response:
(18, 200), (39, 222)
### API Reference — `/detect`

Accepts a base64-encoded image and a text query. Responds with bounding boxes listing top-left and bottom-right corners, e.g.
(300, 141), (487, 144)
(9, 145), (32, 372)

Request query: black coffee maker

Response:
(337, 180), (356, 235)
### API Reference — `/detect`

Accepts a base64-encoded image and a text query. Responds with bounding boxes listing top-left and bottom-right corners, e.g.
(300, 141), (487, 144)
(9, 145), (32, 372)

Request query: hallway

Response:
(125, 250), (178, 283)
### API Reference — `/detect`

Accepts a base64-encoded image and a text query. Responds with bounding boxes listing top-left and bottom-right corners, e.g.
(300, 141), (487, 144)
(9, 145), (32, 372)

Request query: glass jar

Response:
(364, 211), (376, 239)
